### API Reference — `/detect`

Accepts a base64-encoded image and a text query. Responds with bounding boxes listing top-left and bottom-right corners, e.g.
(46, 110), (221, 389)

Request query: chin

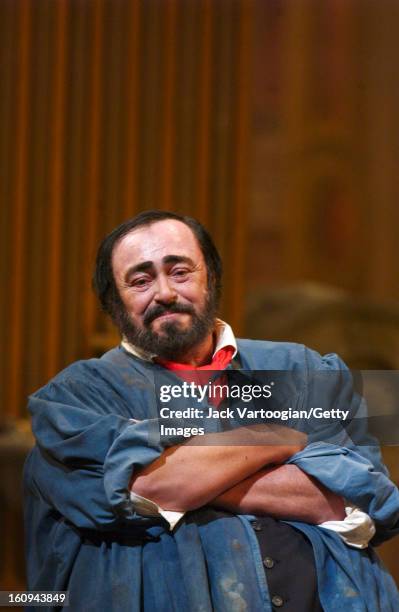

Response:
(157, 324), (189, 339)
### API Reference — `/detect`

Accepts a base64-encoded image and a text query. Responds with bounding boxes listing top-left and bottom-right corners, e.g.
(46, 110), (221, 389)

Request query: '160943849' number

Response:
(3, 591), (68, 606)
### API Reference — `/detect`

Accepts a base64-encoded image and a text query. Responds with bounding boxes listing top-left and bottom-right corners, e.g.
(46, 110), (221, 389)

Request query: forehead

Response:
(112, 219), (204, 274)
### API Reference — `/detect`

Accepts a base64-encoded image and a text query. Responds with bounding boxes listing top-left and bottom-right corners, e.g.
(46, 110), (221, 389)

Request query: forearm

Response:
(131, 425), (306, 511)
(211, 464), (346, 524)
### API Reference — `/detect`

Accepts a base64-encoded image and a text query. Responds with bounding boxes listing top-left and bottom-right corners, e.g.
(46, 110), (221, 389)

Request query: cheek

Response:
(122, 292), (151, 317)
(181, 284), (208, 306)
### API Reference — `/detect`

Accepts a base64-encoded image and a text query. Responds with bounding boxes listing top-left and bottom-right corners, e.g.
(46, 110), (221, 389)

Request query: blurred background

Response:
(0, 0), (398, 597)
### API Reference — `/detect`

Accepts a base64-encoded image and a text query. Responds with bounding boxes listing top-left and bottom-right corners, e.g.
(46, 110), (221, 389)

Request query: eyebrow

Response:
(163, 255), (194, 266)
(123, 255), (195, 281)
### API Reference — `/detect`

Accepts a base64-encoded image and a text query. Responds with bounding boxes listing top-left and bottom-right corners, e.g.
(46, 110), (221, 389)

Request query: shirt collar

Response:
(121, 318), (237, 363)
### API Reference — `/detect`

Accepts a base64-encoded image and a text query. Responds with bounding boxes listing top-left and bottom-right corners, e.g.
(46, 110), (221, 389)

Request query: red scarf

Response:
(157, 345), (235, 372)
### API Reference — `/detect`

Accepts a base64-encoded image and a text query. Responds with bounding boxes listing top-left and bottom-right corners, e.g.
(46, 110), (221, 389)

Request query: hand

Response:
(187, 423), (307, 456)
(252, 423), (307, 452)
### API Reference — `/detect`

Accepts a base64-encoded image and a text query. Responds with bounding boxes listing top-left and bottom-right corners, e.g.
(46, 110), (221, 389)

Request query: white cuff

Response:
(129, 490), (184, 530)
(319, 504), (376, 549)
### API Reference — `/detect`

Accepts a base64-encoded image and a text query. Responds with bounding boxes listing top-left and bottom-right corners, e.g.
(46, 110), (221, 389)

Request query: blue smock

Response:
(24, 341), (399, 611)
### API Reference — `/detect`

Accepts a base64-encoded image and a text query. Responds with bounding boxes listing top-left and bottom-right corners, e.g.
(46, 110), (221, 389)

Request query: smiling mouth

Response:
(154, 312), (186, 322)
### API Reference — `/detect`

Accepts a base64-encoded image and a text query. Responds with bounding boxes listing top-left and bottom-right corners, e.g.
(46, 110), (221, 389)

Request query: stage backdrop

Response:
(0, 0), (252, 421)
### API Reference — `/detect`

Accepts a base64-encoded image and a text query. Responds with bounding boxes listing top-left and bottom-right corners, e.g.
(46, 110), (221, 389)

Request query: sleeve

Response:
(287, 442), (399, 544)
(287, 349), (399, 545)
(300, 350), (377, 452)
(25, 363), (171, 532)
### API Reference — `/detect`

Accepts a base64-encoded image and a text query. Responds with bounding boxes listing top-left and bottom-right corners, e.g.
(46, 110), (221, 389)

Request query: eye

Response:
(130, 276), (151, 289)
(171, 268), (190, 279)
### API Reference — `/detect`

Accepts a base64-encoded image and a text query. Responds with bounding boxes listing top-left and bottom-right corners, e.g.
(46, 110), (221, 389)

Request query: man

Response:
(24, 210), (399, 611)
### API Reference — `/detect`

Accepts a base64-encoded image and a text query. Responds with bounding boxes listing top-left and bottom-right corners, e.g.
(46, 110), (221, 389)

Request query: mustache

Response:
(143, 303), (195, 326)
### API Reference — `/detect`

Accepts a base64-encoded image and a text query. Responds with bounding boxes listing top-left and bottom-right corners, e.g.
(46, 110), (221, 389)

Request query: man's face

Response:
(111, 219), (217, 360)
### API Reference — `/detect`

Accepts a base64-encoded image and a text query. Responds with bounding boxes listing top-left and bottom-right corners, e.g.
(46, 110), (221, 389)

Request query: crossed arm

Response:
(131, 425), (345, 523)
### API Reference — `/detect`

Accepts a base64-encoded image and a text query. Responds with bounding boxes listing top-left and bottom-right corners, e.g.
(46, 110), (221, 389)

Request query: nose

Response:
(154, 275), (177, 304)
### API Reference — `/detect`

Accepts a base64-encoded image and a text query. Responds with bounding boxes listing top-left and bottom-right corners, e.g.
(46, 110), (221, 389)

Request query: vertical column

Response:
(45, 0), (69, 379)
(8, 0), (32, 417)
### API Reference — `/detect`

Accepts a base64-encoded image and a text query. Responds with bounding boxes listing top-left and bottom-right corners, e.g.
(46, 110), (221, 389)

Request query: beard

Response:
(113, 291), (218, 362)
